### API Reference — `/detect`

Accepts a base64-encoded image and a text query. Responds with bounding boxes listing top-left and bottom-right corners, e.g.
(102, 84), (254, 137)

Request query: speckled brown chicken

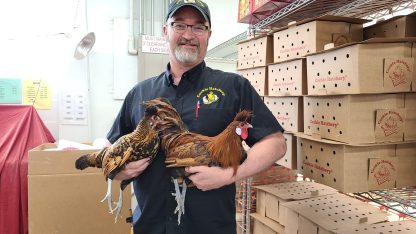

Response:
(75, 105), (160, 221)
(143, 98), (252, 224)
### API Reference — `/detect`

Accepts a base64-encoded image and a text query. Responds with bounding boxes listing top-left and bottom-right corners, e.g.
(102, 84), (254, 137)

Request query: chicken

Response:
(143, 98), (252, 224)
(75, 105), (160, 221)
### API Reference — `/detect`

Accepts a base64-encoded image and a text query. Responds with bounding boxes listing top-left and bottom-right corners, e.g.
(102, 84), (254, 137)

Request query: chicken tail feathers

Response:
(75, 155), (92, 170)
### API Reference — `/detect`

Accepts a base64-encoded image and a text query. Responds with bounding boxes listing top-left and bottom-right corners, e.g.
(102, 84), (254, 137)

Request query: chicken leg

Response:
(171, 178), (187, 225)
(101, 178), (114, 213)
(111, 188), (123, 222)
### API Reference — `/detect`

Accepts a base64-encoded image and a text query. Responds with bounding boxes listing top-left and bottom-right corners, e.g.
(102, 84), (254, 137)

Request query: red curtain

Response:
(0, 105), (55, 234)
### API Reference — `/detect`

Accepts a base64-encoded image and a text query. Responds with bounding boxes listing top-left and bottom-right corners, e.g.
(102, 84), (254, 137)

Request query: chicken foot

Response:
(111, 188), (123, 223)
(101, 178), (114, 213)
(171, 178), (187, 225)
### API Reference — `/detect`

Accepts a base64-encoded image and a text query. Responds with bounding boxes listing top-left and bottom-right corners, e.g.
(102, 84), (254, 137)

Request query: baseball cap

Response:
(166, 0), (211, 26)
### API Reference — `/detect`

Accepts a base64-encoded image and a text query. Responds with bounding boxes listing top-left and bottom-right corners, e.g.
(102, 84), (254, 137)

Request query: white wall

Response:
(0, 0), (246, 142)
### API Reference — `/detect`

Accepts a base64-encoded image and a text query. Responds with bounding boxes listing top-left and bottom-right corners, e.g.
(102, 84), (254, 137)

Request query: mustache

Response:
(177, 38), (199, 46)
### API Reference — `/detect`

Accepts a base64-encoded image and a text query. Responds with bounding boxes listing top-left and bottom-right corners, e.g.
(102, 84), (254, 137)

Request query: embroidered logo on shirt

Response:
(196, 87), (225, 105)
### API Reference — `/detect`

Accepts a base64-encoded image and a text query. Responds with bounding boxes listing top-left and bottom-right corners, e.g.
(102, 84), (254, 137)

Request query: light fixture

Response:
(74, 32), (96, 60)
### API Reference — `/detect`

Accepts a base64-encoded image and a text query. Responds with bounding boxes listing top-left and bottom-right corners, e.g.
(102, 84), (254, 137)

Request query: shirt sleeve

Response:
(106, 90), (135, 143)
(238, 77), (284, 147)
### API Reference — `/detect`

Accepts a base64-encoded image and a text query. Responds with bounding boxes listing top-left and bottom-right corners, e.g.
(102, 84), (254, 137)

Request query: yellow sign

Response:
(22, 79), (52, 109)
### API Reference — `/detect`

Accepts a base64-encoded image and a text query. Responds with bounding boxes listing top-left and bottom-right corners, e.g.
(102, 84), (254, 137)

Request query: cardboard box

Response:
(303, 93), (414, 144)
(238, 35), (273, 69)
(297, 134), (398, 193)
(282, 193), (388, 234)
(273, 16), (367, 63)
(364, 12), (416, 39)
(405, 93), (416, 141)
(238, 66), (268, 96)
(251, 213), (284, 234)
(306, 38), (416, 95)
(336, 220), (416, 234)
(268, 58), (307, 96)
(396, 142), (416, 187)
(28, 143), (131, 234)
(264, 96), (303, 132)
(276, 133), (297, 169)
(238, 0), (257, 24)
(252, 0), (291, 17)
(255, 182), (337, 225)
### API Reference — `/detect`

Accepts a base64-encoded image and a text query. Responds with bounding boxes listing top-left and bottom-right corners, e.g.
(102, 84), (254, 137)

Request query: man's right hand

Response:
(114, 158), (150, 180)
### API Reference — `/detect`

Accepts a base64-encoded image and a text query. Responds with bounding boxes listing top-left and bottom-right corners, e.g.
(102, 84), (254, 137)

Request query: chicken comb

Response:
(234, 110), (252, 122)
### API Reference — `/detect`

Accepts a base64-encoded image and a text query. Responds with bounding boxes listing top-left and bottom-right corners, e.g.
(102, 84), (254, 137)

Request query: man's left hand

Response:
(185, 166), (235, 191)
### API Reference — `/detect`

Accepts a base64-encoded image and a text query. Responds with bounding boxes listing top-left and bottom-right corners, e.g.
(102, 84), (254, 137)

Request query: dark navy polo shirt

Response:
(107, 61), (284, 234)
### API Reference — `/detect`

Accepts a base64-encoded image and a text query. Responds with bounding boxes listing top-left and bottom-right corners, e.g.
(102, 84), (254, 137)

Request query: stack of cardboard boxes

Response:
(237, 12), (416, 234)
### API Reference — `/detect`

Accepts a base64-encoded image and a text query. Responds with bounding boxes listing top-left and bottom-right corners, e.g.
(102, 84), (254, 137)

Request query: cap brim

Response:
(168, 4), (210, 25)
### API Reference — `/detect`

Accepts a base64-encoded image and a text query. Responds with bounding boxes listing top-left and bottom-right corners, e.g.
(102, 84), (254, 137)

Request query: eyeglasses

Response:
(170, 22), (209, 35)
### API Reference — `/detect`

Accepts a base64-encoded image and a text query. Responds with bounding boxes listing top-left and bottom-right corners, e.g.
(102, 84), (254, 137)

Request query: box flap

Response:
(270, 15), (370, 34)
(336, 220), (416, 234)
(307, 37), (416, 56)
(29, 143), (102, 175)
(282, 193), (388, 231)
(250, 213), (285, 233)
(255, 181), (338, 200)
(267, 57), (305, 66)
(237, 34), (270, 45)
(365, 11), (416, 29)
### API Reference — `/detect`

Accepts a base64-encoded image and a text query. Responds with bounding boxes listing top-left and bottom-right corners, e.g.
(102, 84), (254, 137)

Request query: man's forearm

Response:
(233, 132), (287, 182)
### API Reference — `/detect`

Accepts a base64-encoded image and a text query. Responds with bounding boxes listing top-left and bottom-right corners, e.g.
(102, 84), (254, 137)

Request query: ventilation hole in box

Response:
(322, 59), (325, 63)
(285, 159), (288, 162)
(321, 174), (324, 178)
(290, 123), (293, 126)
(290, 102), (293, 105)
(339, 130), (343, 134)
(347, 82), (351, 87)
(333, 150), (336, 155)
(308, 126), (311, 129)
(274, 101), (276, 105)
(260, 42), (263, 45)
(320, 147), (323, 152)
(307, 102), (310, 106)
(291, 43), (294, 46)
(333, 116), (336, 120)
(315, 159), (318, 163)
(255, 81), (258, 84)
(295, 87), (297, 90)
(286, 112), (288, 116)
(334, 178), (337, 182)
(312, 61), (314, 65)
(302, 40), (304, 44)
(253, 43), (256, 47)
(278, 111), (280, 115)
(338, 103), (342, 107)
(327, 102), (330, 106)
(346, 53), (350, 58)
(335, 83), (338, 87)
(312, 85), (315, 89)
(249, 52), (252, 56)
(287, 67), (289, 71)
(323, 84), (326, 88)
(327, 162), (329, 167)
(317, 72), (320, 76)
(283, 77), (285, 81)
(282, 45), (285, 48)
(275, 78), (277, 82)
(322, 115), (325, 119)
(317, 127), (320, 131)
(305, 155), (308, 159)
(286, 34), (289, 37)
(278, 56), (281, 59)
(310, 169), (313, 173)
(290, 77), (293, 80)
(307, 50), (310, 53)
(301, 142), (303, 146)
(252, 72), (255, 75)
(328, 71), (331, 75)
(259, 71), (262, 75)
(328, 129), (331, 133)
(307, 28), (309, 32)
(286, 88), (289, 91)
(281, 102), (285, 105)
(310, 145), (313, 149)
(340, 69), (343, 73)
(287, 54), (290, 57)
(256, 51), (259, 54)
(278, 88), (281, 91)
(260, 59), (263, 63)
(297, 52), (299, 55)
(278, 36), (280, 40)
(334, 56), (337, 61)
(317, 102), (319, 106)
(246, 45), (249, 48)
(266, 101), (269, 104)
(312, 114), (315, 118)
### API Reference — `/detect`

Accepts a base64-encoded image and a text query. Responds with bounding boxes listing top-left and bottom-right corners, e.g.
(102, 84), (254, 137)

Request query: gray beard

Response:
(174, 46), (199, 64)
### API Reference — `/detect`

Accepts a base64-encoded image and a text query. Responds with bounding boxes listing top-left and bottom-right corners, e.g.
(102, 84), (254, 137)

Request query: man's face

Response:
(163, 6), (211, 66)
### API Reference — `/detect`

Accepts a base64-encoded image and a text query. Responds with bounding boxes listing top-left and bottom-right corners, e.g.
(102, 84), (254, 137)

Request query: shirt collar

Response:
(164, 61), (206, 86)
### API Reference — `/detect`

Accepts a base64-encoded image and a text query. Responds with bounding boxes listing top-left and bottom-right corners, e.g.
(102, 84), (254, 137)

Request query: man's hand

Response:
(114, 158), (150, 180)
(185, 166), (235, 191)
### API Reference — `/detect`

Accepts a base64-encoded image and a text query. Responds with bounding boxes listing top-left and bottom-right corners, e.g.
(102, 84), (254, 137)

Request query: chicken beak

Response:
(247, 124), (253, 128)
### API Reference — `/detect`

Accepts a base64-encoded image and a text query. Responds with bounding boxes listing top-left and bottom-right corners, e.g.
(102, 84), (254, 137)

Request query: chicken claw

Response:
(111, 188), (123, 223)
(101, 178), (114, 213)
(172, 178), (186, 225)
